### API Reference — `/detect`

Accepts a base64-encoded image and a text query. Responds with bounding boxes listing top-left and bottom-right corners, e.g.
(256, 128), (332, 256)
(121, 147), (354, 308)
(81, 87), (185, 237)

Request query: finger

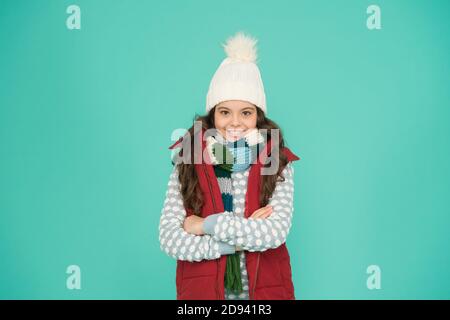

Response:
(252, 206), (272, 219)
(251, 207), (269, 218)
(260, 210), (273, 219)
(250, 210), (261, 218)
(257, 209), (273, 219)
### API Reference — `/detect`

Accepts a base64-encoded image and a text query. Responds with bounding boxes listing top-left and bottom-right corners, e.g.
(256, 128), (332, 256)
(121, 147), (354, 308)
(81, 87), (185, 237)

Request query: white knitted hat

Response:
(206, 32), (267, 114)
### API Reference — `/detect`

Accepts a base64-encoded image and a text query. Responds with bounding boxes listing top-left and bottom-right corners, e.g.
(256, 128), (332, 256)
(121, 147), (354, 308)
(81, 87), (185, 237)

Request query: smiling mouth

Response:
(226, 129), (246, 137)
(224, 130), (246, 142)
(227, 130), (245, 135)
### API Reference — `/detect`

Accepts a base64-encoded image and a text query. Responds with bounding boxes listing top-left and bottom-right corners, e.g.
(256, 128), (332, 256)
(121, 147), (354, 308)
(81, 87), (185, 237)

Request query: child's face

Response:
(214, 100), (257, 142)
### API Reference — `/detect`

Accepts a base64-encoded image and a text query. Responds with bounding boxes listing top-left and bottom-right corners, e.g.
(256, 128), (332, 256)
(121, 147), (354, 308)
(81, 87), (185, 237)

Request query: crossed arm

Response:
(159, 164), (295, 262)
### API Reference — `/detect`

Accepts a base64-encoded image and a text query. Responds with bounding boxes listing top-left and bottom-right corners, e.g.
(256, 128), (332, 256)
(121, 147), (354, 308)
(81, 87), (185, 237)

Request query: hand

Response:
(249, 205), (273, 219)
(183, 215), (205, 235)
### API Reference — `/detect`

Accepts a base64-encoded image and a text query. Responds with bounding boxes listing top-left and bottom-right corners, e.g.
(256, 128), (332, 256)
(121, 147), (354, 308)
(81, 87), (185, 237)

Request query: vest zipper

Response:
(202, 164), (221, 299)
(251, 253), (261, 300)
(203, 164), (217, 210)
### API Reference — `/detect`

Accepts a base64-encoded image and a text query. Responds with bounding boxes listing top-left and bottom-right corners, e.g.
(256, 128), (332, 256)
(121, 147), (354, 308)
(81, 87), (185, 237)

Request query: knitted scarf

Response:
(205, 128), (266, 293)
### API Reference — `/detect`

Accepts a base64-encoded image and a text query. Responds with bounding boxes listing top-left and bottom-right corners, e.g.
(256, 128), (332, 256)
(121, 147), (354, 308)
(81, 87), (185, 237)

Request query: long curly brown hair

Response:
(173, 106), (289, 216)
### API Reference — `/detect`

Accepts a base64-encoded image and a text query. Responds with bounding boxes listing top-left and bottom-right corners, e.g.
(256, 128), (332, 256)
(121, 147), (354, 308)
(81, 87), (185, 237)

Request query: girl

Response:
(159, 32), (300, 300)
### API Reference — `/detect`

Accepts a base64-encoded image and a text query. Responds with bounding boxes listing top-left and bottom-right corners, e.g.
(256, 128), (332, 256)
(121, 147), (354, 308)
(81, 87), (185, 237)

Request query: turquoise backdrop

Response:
(1, 0), (449, 299)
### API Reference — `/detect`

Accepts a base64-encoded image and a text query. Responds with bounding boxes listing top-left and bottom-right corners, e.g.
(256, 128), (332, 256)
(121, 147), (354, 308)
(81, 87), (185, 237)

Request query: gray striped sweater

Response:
(159, 163), (295, 299)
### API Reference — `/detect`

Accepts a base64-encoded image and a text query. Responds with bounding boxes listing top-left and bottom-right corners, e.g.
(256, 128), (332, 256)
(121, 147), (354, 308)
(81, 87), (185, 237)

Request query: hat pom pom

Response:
(223, 32), (258, 63)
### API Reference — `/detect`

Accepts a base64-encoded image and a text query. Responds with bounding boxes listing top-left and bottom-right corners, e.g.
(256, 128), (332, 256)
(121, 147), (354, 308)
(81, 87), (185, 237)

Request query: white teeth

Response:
(227, 131), (244, 137)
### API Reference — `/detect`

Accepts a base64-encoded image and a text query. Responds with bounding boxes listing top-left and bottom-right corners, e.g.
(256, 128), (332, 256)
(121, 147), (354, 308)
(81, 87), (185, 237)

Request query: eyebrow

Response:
(217, 106), (256, 111)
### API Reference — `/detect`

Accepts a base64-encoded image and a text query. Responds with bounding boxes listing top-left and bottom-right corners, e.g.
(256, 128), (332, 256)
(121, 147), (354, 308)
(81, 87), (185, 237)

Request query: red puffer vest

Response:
(168, 129), (300, 300)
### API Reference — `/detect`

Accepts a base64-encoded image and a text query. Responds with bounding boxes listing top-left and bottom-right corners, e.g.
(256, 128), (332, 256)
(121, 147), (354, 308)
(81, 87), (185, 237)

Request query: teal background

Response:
(1, 0), (449, 299)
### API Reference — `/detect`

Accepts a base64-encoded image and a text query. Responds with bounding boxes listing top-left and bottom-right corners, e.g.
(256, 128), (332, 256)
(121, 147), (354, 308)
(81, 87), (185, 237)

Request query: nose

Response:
(230, 113), (241, 126)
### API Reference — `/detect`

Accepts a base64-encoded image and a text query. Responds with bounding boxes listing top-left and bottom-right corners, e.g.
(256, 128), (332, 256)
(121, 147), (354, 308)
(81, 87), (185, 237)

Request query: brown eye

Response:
(220, 111), (229, 115)
(243, 111), (252, 116)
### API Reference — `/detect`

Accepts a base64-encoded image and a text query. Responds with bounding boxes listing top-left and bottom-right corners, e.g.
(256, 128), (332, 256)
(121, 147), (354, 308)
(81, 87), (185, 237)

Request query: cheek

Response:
(214, 114), (226, 129)
(244, 115), (257, 128)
